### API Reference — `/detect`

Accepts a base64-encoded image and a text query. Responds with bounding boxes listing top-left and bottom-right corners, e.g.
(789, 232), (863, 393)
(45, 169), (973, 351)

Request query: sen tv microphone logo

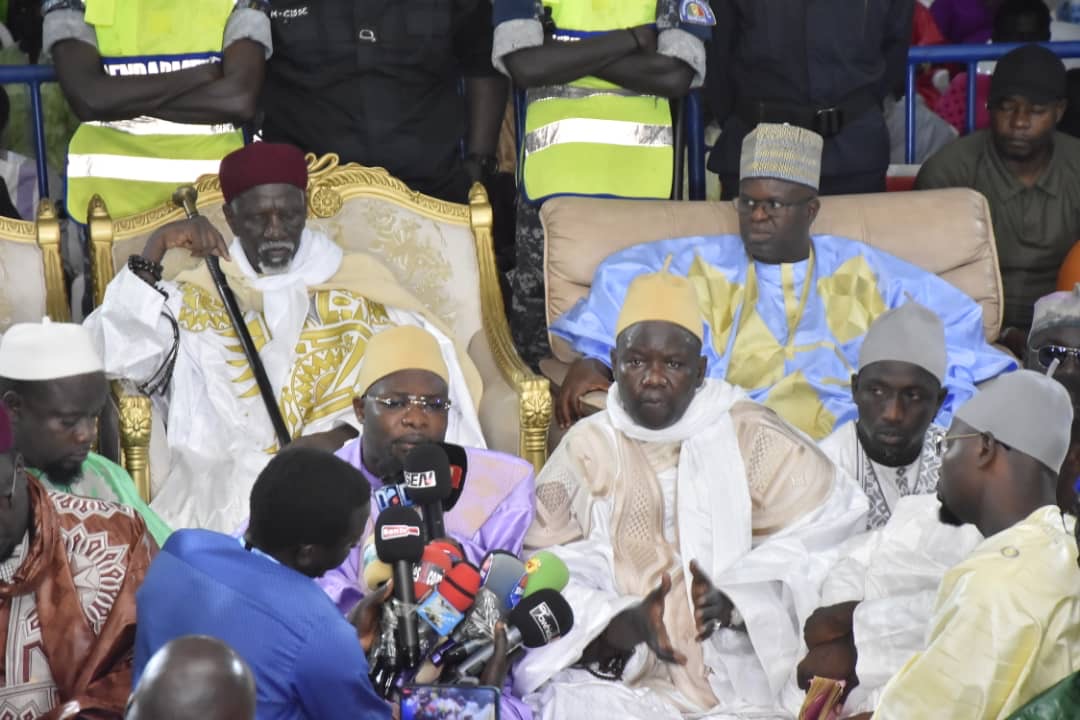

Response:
(404, 469), (437, 489)
(381, 524), (421, 541)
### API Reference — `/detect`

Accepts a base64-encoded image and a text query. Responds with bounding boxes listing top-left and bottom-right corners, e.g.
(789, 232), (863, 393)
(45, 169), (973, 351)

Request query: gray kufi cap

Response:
(955, 370), (1074, 473)
(858, 301), (947, 384)
(1029, 284), (1080, 340)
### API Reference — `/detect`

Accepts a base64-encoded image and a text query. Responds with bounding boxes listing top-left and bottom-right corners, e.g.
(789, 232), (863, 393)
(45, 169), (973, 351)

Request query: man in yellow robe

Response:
(83, 142), (484, 532)
(872, 370), (1080, 719)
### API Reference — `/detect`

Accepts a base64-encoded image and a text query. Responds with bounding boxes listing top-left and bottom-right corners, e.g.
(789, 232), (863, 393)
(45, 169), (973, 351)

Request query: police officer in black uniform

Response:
(707, 0), (914, 198)
(260, 0), (506, 204)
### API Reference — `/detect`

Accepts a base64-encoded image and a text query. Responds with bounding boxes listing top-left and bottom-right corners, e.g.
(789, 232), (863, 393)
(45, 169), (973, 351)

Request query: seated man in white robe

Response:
(821, 302), (951, 530)
(872, 371), (1080, 719)
(799, 303), (984, 714)
(517, 262), (868, 719)
(84, 142), (483, 532)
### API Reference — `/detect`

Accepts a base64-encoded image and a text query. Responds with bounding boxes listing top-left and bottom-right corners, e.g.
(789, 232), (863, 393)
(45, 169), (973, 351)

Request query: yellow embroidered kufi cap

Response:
(740, 123), (824, 190)
(615, 256), (704, 341)
(355, 325), (450, 397)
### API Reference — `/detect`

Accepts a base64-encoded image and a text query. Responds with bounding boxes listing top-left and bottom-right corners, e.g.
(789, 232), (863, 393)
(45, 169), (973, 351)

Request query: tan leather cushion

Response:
(543, 188), (1003, 363)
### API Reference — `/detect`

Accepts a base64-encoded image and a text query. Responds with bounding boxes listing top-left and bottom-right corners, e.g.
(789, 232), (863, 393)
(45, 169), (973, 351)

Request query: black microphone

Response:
(402, 444), (453, 541)
(437, 441), (469, 512)
(452, 589), (575, 680)
(374, 505), (425, 669)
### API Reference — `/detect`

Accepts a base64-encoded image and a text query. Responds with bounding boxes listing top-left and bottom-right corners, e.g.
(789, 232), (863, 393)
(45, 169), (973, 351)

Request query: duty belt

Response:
(735, 91), (881, 138)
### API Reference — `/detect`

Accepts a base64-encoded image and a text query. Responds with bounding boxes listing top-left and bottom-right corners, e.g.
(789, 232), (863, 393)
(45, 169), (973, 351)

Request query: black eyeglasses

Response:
(733, 196), (813, 216)
(1031, 343), (1080, 369)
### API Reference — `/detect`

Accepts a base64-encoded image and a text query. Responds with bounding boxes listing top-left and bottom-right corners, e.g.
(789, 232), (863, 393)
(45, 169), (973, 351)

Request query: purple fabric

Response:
(320, 438), (537, 720)
(930, 0), (994, 45)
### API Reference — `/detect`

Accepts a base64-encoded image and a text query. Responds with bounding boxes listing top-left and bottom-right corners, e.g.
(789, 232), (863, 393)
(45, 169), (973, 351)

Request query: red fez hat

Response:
(0, 402), (12, 454)
(219, 142), (308, 204)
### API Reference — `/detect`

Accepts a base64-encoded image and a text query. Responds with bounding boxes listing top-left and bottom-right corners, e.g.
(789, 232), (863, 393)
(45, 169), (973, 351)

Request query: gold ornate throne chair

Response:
(87, 155), (551, 501)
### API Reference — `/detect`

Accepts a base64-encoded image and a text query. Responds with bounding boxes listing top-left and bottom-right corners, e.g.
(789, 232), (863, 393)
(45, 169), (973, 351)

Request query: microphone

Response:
(429, 557), (531, 669)
(451, 552), (527, 642)
(452, 589), (575, 680)
(437, 441), (469, 511)
(361, 534), (393, 590)
(374, 483), (413, 512)
(416, 561), (482, 637)
(403, 444), (453, 541)
(413, 543), (455, 600)
(374, 505), (425, 669)
(433, 551), (567, 667)
(523, 550), (570, 598)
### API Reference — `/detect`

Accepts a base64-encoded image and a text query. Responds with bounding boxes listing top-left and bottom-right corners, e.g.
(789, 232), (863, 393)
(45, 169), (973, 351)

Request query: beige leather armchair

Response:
(86, 155), (550, 500)
(540, 188), (1005, 449)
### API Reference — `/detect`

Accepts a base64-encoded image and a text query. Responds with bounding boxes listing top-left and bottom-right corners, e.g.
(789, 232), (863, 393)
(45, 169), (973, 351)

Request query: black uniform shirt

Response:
(705, 0), (913, 183)
(260, 0), (497, 202)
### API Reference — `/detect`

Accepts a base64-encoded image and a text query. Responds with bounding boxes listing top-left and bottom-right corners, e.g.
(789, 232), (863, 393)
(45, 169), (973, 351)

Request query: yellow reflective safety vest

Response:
(66, 0), (243, 223)
(521, 0), (674, 203)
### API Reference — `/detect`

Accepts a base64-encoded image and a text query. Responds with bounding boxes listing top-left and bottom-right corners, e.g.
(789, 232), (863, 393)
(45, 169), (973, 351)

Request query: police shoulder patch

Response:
(678, 0), (716, 26)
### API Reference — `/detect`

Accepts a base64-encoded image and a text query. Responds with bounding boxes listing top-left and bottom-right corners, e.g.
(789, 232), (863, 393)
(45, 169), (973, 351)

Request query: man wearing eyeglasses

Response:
(0, 401), (154, 718)
(1025, 284), (1080, 510)
(84, 142), (484, 534)
(554, 122), (1014, 441)
(316, 326), (534, 612)
(871, 370), (1080, 719)
(308, 325), (535, 720)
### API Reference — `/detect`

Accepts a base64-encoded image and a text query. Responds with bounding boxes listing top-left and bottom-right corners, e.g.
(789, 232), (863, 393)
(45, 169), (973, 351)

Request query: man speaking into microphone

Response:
(319, 325), (535, 613)
(320, 325), (536, 718)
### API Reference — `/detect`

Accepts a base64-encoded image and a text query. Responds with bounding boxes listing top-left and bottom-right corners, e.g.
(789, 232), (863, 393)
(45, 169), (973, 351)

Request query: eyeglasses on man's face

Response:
(733, 196), (813, 216)
(1031, 343), (1080, 370)
(367, 395), (452, 415)
(935, 431), (1011, 457)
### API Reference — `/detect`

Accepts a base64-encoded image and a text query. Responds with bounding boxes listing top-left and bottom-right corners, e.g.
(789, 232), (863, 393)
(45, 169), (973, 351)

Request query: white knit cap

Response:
(0, 319), (104, 380)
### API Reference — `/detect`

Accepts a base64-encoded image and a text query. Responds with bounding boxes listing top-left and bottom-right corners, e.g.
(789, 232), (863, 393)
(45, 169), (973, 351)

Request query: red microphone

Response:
(413, 544), (454, 600)
(416, 561), (481, 637)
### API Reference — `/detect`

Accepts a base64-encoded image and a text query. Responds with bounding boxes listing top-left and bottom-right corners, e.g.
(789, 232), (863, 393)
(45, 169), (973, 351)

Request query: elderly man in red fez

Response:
(84, 143), (484, 532)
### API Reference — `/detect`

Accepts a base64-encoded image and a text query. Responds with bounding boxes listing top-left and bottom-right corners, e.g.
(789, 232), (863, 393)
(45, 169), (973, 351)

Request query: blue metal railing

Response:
(686, 90), (705, 201)
(0, 64), (57, 200)
(905, 41), (1080, 164)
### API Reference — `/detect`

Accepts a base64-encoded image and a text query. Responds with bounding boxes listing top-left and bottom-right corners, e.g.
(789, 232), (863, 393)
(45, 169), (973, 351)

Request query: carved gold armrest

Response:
(112, 381), (153, 503)
(468, 183), (552, 473)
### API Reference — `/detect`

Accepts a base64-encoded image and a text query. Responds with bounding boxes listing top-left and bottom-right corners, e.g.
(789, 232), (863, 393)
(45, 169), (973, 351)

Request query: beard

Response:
(856, 423), (922, 468)
(257, 241), (297, 275)
(938, 499), (966, 527)
(41, 458), (83, 485)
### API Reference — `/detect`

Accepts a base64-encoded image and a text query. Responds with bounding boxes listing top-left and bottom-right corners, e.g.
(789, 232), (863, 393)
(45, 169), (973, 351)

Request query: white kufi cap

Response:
(0, 318), (104, 381)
